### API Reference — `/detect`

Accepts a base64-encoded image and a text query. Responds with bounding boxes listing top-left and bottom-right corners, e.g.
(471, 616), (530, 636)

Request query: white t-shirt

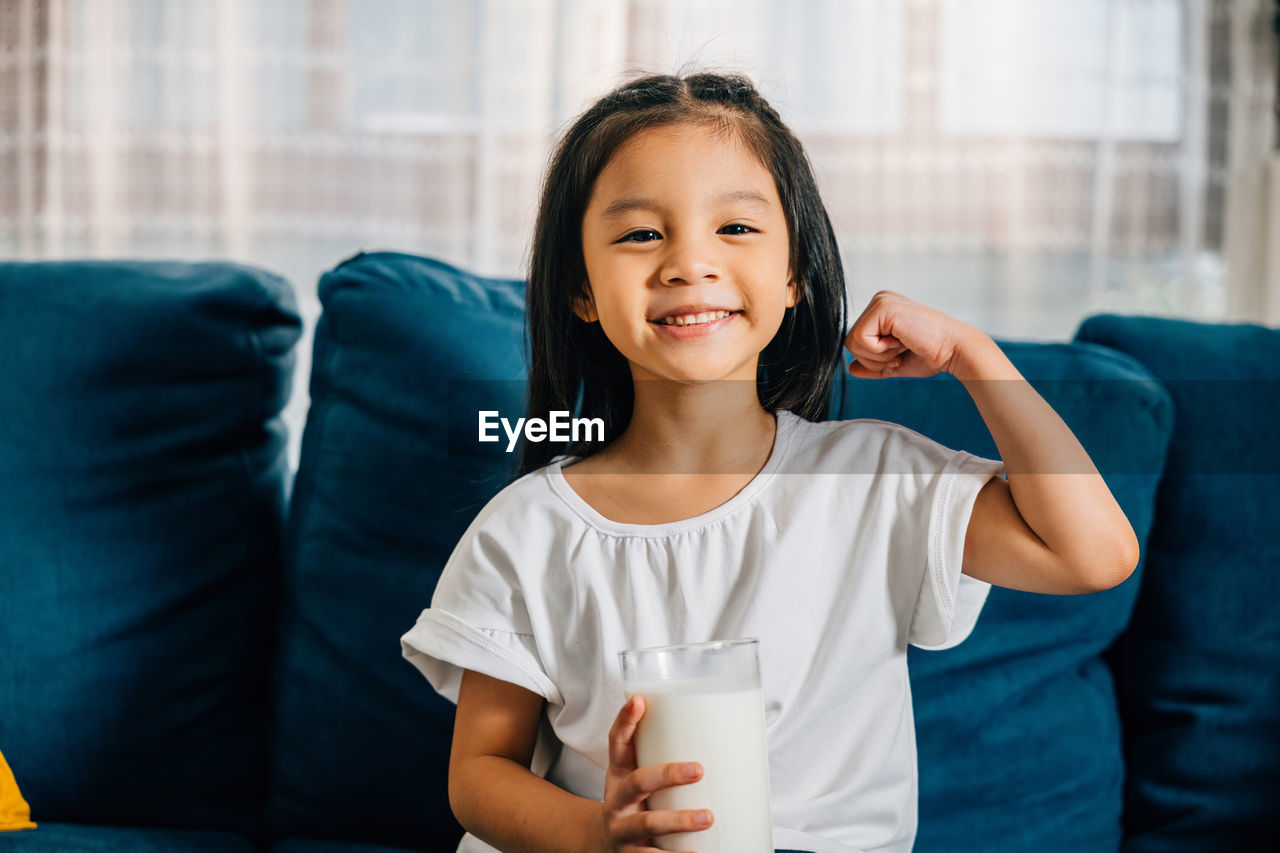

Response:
(400, 409), (1006, 853)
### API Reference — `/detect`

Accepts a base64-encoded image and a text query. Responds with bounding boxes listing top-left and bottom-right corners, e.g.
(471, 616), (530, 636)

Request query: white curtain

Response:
(2, 0), (1276, 464)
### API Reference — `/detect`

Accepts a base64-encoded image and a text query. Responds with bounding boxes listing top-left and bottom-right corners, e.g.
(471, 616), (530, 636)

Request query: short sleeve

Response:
(399, 522), (563, 706)
(908, 448), (1007, 651)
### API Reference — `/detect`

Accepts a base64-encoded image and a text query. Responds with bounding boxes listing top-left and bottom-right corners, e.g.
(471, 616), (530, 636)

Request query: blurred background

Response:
(2, 0), (1278, 465)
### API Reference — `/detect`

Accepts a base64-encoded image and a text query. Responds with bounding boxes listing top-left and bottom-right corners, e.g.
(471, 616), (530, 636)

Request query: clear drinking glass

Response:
(618, 638), (773, 853)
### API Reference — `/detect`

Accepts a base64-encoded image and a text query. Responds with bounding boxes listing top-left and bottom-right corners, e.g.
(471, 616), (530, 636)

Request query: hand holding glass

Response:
(618, 638), (773, 852)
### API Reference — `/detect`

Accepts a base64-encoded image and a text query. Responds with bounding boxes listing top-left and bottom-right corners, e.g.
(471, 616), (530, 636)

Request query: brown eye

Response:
(719, 224), (757, 235)
(619, 229), (661, 243)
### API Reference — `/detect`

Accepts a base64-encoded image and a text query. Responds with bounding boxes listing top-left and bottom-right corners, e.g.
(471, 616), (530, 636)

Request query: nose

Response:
(659, 232), (721, 286)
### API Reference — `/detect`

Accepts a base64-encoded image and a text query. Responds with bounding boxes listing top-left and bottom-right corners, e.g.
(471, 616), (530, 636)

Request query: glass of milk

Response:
(618, 638), (773, 853)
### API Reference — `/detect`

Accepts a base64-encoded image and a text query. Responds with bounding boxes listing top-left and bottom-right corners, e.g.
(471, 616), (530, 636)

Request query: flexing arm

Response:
(952, 332), (1140, 594)
(845, 290), (1140, 595)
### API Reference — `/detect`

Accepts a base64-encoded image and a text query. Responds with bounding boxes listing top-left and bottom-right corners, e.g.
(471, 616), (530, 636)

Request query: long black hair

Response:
(518, 71), (847, 477)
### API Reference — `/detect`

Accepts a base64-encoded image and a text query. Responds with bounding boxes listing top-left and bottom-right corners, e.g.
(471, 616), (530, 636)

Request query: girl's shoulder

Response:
(789, 415), (960, 475)
(795, 414), (922, 446)
(458, 460), (575, 540)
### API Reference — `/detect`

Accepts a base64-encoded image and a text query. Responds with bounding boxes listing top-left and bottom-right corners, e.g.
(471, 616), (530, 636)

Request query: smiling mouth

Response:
(651, 310), (743, 327)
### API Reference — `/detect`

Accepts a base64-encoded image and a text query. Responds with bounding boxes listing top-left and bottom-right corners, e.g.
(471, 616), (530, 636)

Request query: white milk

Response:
(625, 681), (773, 853)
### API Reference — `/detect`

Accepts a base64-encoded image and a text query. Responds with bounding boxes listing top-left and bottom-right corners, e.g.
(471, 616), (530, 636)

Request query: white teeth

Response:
(661, 310), (733, 326)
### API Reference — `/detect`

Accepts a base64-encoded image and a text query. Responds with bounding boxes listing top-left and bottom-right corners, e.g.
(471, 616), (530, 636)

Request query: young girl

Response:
(400, 72), (1138, 853)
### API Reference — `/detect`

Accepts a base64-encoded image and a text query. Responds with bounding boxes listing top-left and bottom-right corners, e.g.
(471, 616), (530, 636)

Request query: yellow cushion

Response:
(0, 748), (36, 831)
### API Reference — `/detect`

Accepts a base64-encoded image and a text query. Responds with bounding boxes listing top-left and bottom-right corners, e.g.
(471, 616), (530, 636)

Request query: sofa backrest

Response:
(1076, 314), (1280, 851)
(0, 260), (300, 837)
(277, 252), (1182, 852)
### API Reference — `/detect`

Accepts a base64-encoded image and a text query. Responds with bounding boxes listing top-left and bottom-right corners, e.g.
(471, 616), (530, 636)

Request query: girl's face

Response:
(577, 122), (796, 385)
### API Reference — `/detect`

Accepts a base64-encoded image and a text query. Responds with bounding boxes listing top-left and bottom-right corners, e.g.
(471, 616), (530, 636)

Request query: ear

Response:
(785, 273), (800, 309)
(572, 284), (598, 323)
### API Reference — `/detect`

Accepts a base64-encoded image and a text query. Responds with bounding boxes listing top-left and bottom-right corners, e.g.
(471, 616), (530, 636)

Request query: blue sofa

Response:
(1, 254), (1276, 852)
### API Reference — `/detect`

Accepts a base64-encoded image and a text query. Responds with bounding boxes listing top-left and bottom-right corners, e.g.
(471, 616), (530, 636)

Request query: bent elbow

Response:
(1076, 537), (1140, 594)
(1111, 528), (1142, 587)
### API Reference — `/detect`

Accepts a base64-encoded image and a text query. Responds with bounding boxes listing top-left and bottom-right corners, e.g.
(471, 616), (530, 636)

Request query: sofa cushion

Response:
(0, 822), (253, 852)
(1075, 314), (1280, 852)
(267, 253), (526, 850)
(830, 340), (1174, 853)
(0, 261), (300, 834)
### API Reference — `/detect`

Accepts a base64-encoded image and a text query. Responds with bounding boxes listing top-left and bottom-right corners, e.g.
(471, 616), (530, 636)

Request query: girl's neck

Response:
(608, 380), (777, 475)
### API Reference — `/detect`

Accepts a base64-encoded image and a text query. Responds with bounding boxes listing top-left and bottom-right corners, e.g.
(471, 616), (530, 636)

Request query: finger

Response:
(844, 333), (906, 358)
(850, 349), (901, 366)
(848, 360), (879, 379)
(849, 357), (901, 379)
(846, 320), (905, 355)
(883, 351), (935, 379)
(874, 334), (905, 351)
(612, 808), (713, 844)
(608, 695), (645, 771)
(618, 762), (703, 805)
(844, 323), (879, 352)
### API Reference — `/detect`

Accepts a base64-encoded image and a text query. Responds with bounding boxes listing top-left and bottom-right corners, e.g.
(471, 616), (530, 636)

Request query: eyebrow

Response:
(599, 189), (773, 220)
